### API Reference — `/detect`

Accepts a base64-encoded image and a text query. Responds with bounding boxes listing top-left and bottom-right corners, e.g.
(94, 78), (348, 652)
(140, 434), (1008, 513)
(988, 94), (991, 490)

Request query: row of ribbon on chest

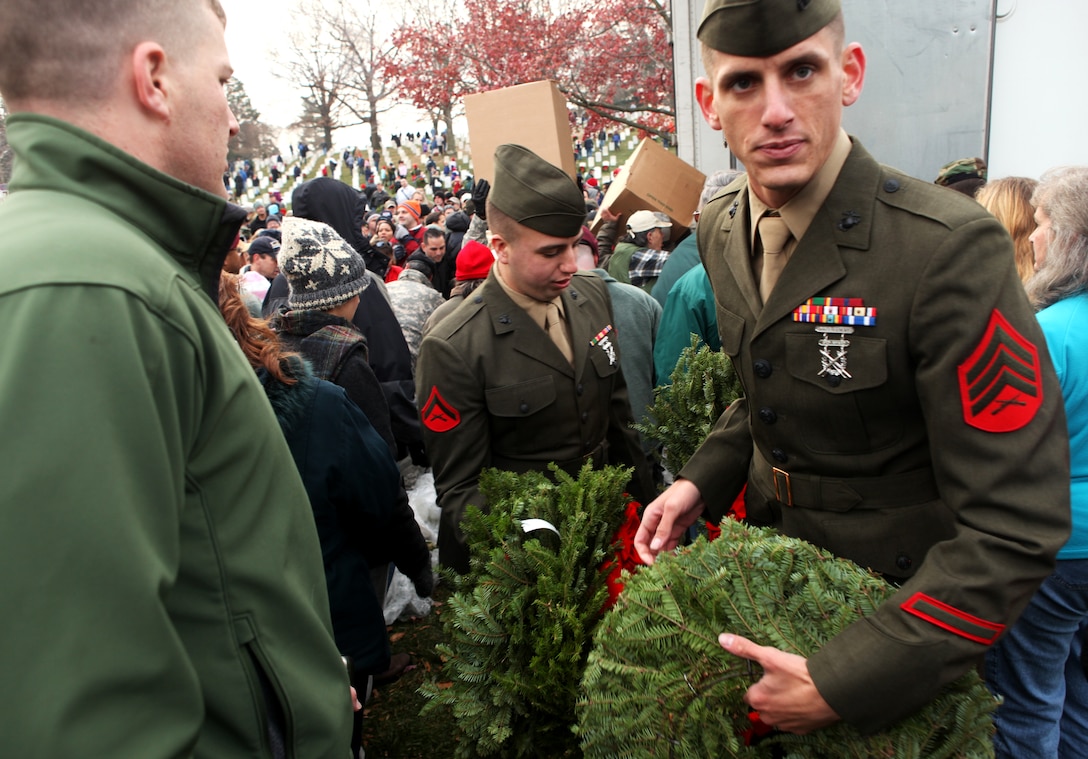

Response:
(791, 298), (878, 383)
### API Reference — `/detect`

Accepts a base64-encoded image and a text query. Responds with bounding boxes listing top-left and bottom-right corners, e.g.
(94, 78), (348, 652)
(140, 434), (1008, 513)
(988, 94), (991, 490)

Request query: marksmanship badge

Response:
(816, 325), (854, 380)
(793, 298), (878, 385)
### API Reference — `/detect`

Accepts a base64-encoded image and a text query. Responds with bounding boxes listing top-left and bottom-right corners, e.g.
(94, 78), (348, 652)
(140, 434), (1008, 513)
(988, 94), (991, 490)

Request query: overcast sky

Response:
(219, 0), (433, 149)
(221, 0), (304, 128)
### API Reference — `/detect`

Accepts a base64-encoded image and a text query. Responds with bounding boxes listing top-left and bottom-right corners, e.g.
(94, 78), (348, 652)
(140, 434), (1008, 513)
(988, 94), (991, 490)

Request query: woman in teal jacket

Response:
(987, 166), (1088, 758)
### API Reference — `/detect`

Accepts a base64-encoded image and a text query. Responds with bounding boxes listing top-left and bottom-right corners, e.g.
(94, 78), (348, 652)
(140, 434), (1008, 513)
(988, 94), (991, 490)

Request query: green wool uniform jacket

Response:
(417, 270), (655, 573)
(681, 139), (1071, 732)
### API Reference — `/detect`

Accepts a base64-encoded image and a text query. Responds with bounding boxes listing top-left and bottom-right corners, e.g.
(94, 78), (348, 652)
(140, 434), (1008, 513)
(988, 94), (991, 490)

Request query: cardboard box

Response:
(464, 80), (576, 184)
(591, 138), (705, 241)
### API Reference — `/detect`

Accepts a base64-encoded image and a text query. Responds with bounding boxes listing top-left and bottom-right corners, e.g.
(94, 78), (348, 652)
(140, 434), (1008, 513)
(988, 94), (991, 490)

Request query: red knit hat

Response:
(456, 240), (495, 281)
(397, 200), (422, 222)
(579, 225), (599, 263)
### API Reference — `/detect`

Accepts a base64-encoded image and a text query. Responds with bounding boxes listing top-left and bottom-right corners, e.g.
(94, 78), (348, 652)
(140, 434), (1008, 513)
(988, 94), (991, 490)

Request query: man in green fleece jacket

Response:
(0, 1), (353, 756)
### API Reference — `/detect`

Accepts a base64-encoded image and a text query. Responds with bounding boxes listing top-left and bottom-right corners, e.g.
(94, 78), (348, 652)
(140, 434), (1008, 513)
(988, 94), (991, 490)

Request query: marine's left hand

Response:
(719, 633), (841, 734)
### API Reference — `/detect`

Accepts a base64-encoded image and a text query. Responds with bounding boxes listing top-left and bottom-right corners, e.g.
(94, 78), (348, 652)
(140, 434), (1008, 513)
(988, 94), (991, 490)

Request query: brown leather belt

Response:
(751, 448), (938, 512)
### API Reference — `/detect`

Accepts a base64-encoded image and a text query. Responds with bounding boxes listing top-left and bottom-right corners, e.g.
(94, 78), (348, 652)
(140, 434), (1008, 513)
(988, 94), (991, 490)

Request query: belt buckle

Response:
(772, 467), (793, 506)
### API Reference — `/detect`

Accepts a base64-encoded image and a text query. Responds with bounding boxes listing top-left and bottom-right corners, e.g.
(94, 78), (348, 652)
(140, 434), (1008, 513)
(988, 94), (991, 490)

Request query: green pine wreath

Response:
(419, 463), (633, 758)
(577, 520), (997, 758)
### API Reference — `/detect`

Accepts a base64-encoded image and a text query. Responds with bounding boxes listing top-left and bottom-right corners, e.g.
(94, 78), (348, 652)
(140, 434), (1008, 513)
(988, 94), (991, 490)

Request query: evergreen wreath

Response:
(419, 463), (634, 758)
(636, 335), (742, 475)
(577, 519), (998, 758)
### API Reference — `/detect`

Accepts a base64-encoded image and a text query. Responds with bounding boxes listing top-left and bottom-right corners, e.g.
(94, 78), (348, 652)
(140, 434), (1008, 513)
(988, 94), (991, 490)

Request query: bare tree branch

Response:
(321, 1), (399, 153)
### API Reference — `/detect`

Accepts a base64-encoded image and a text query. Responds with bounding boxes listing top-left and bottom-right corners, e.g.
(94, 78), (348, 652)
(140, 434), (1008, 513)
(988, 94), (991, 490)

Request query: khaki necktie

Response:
(758, 213), (792, 304)
(545, 301), (574, 365)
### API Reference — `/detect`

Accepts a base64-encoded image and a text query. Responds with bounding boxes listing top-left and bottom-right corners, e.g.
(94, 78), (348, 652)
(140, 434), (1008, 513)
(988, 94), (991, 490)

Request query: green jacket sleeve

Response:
(0, 285), (205, 756)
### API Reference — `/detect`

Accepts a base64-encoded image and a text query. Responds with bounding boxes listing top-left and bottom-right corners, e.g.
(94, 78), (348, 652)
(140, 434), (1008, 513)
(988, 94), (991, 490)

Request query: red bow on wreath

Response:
(600, 488), (773, 747)
(602, 500), (646, 610)
(743, 710), (776, 745)
(600, 492), (744, 611)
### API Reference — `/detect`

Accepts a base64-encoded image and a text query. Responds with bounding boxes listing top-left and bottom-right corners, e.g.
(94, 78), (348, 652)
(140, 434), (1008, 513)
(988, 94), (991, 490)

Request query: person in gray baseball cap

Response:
(415, 144), (656, 574)
(635, 0), (1069, 741)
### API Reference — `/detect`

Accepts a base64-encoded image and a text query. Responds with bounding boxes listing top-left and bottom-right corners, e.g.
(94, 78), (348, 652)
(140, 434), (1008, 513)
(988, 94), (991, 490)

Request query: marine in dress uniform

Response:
(637, 0), (1071, 735)
(416, 145), (655, 573)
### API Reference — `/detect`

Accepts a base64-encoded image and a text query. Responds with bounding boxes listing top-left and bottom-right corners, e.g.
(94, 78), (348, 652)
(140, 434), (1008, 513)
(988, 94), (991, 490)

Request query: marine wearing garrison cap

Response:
(416, 144), (655, 573)
(637, 0), (1070, 738)
(490, 144), (586, 238)
(698, 0), (841, 57)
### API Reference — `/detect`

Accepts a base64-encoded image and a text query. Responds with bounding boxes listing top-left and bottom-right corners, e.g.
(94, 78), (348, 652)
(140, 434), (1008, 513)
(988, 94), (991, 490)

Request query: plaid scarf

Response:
(629, 247), (670, 287)
(272, 309), (368, 384)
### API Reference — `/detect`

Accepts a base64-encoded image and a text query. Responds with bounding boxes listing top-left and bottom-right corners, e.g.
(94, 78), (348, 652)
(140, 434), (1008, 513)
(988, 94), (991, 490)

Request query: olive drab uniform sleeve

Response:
(681, 140), (1070, 732)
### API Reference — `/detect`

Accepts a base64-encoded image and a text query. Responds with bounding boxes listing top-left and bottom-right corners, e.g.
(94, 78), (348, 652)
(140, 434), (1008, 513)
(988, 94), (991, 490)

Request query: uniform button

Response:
(771, 448), (788, 464)
(474, 296), (483, 303)
(576, 384), (584, 395)
(499, 314), (511, 325)
(519, 402), (530, 414)
(581, 411), (589, 422)
(826, 375), (842, 388)
(754, 359), (772, 378)
(883, 178), (900, 193)
(758, 407), (777, 424)
(896, 554), (913, 572)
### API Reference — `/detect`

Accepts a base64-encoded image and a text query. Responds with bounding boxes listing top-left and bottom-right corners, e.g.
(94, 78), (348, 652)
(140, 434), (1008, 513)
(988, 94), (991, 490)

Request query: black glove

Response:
(408, 441), (430, 467)
(472, 178), (490, 220)
(411, 565), (435, 599)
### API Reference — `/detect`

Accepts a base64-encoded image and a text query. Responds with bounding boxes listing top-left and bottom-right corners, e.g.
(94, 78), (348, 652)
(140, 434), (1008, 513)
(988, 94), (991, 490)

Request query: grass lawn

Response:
(362, 583), (461, 757)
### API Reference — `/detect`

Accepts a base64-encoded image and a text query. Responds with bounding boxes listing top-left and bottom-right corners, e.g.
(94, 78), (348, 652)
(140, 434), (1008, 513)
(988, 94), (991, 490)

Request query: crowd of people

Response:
(1, 0), (1086, 757)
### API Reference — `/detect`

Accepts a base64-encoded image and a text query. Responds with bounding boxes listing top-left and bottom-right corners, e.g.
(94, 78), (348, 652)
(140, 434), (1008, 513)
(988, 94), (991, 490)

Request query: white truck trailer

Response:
(672, 0), (1088, 182)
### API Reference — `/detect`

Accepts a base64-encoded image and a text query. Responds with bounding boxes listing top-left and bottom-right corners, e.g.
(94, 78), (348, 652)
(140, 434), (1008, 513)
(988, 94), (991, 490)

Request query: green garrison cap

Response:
(698, 0), (841, 57)
(490, 144), (585, 238)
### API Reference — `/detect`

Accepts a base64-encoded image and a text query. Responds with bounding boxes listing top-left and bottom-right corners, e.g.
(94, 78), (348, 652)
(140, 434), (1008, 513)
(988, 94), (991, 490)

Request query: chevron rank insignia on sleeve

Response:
(421, 386), (461, 433)
(956, 309), (1043, 433)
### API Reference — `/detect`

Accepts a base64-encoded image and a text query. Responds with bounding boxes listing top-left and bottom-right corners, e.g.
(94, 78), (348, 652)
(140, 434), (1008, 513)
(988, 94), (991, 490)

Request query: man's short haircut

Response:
(486, 201), (521, 245)
(0, 0), (226, 104)
(422, 225), (446, 244)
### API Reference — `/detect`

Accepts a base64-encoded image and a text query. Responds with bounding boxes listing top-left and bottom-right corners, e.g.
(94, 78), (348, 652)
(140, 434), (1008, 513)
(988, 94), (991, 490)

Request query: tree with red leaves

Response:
(385, 10), (463, 151)
(386, 0), (674, 141)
